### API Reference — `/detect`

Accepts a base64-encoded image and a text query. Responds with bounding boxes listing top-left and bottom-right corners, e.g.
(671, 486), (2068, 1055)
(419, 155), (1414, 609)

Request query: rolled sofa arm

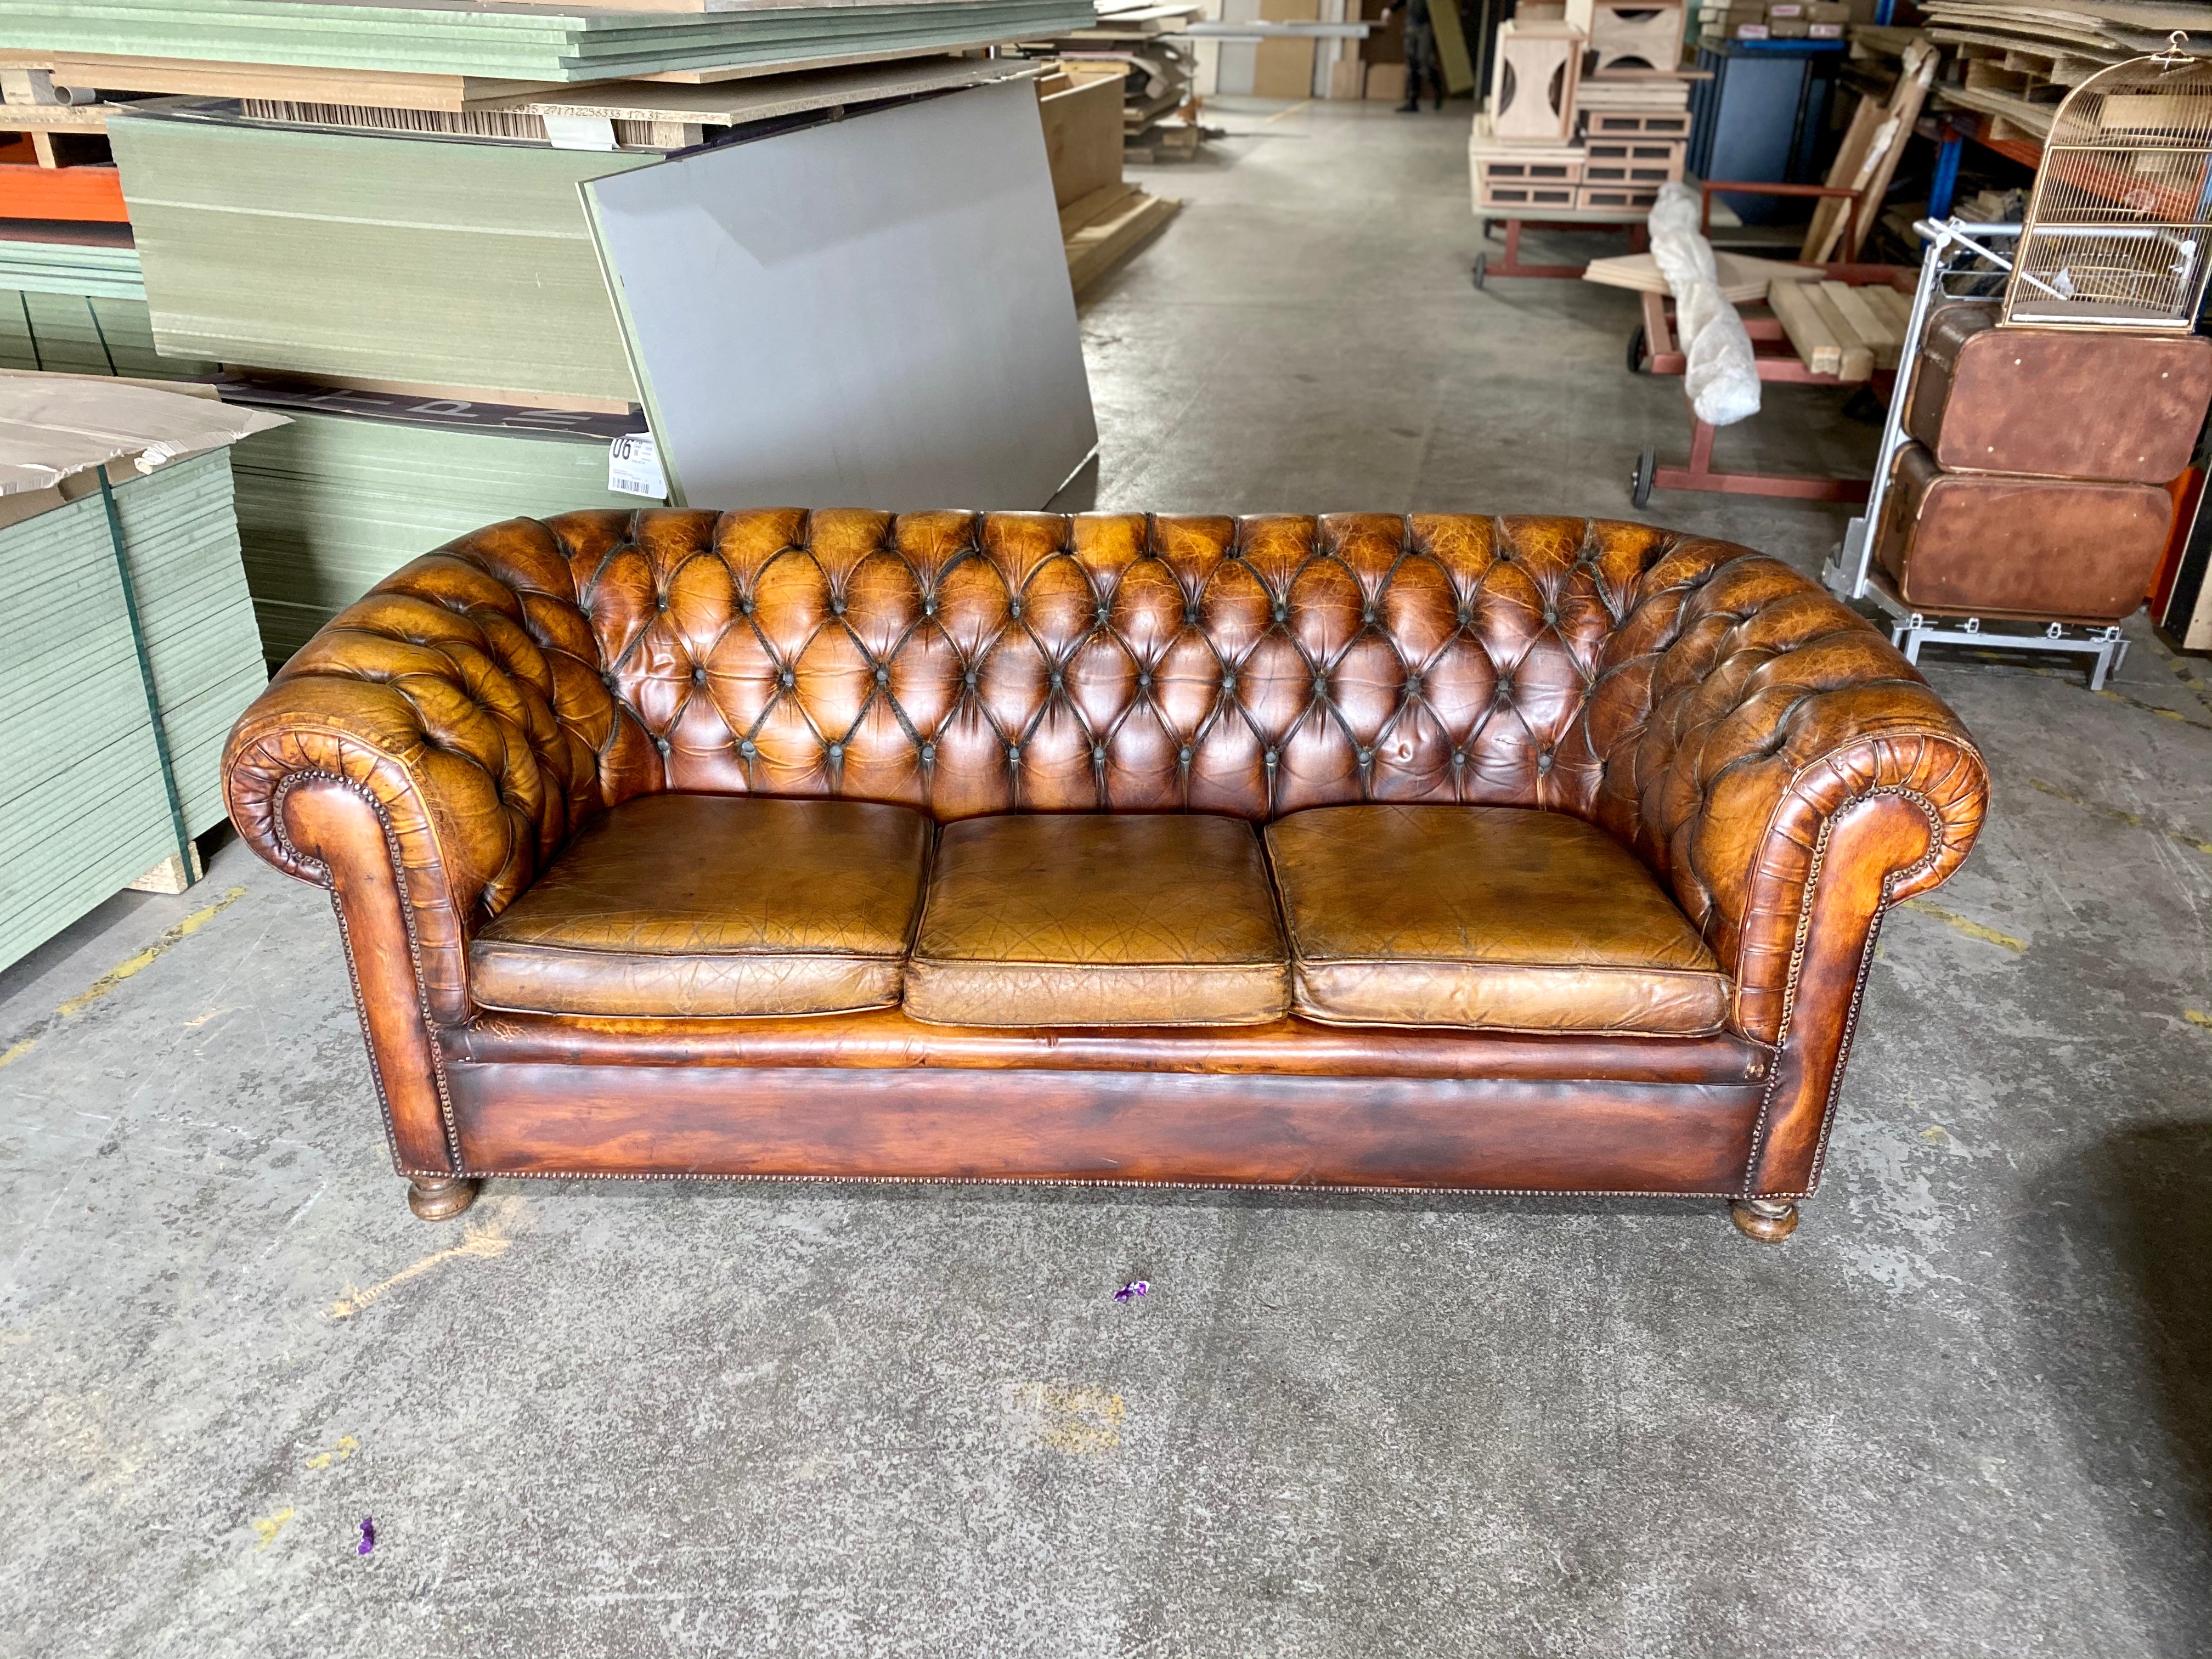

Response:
(1588, 537), (1989, 1195)
(222, 516), (644, 1170)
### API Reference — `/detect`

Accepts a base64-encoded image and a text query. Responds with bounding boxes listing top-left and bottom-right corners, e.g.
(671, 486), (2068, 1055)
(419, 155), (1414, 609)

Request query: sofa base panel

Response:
(444, 1063), (1769, 1194)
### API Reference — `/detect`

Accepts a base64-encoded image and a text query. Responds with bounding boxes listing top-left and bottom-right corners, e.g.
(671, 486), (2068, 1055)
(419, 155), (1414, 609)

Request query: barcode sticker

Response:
(608, 432), (667, 499)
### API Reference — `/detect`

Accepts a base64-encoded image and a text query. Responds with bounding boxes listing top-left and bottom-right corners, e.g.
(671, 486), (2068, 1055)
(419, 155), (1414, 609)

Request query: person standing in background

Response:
(1379, 0), (1442, 111)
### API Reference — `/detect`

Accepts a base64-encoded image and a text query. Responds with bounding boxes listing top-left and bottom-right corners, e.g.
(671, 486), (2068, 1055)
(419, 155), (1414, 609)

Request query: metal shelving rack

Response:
(1821, 217), (2131, 691)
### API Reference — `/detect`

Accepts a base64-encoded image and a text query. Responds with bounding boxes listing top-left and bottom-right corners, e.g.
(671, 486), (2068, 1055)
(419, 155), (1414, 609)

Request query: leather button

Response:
(1356, 747), (1373, 765)
(921, 742), (936, 763)
(1049, 669), (1064, 690)
(828, 742), (844, 761)
(1094, 605), (1110, 626)
(1273, 605), (1288, 624)
(831, 597), (845, 616)
(964, 669), (978, 689)
(1007, 744), (1021, 762)
(602, 672), (619, 691)
(1138, 670), (1153, 689)
(1405, 673), (1422, 693)
(691, 667), (707, 685)
(1221, 672), (1237, 692)
(740, 740), (757, 758)
(780, 669), (795, 690)
(654, 737), (672, 755)
(1543, 608), (1558, 626)
(1178, 745), (1193, 764)
(1092, 744), (1106, 763)
(1008, 597), (1023, 618)
(1265, 747), (1279, 765)
(923, 596), (938, 616)
(875, 666), (890, 685)
(1537, 750), (1554, 774)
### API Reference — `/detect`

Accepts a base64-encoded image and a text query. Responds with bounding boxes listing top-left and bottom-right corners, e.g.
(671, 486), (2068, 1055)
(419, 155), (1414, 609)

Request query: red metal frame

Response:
(1479, 215), (1649, 280)
(1634, 180), (1914, 503)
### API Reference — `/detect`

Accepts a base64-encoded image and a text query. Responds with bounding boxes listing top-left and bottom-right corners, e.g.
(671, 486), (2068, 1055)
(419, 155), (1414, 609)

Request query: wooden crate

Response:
(1580, 109), (1692, 138)
(1576, 184), (1658, 210)
(1488, 20), (1583, 142)
(1583, 136), (1685, 185)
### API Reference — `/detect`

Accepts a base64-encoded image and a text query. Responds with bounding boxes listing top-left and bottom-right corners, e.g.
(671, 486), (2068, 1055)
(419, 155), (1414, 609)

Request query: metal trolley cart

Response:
(1821, 218), (2131, 691)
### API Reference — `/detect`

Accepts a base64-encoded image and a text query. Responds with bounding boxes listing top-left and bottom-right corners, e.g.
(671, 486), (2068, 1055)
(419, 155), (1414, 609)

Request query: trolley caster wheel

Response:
(1629, 447), (1656, 509)
(1627, 323), (1647, 374)
(1471, 253), (1487, 289)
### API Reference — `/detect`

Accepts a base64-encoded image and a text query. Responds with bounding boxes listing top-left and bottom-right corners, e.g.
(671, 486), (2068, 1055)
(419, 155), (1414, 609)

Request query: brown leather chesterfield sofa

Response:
(221, 510), (1988, 1242)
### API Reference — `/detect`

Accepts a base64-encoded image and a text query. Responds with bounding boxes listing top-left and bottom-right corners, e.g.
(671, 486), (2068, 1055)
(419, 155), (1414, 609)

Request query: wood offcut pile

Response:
(1033, 64), (1182, 291)
(1916, 0), (2212, 145)
(1765, 277), (1915, 377)
(1018, 0), (1209, 161)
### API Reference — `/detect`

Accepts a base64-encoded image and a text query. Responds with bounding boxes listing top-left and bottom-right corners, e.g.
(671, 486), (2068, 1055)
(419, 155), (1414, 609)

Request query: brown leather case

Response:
(1905, 303), (2212, 482)
(1875, 441), (2174, 620)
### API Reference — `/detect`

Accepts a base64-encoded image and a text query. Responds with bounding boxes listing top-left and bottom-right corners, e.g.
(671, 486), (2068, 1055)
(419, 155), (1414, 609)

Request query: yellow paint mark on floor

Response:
(1920, 1125), (1953, 1146)
(0, 1037), (35, 1072)
(252, 1507), (295, 1550)
(326, 1198), (522, 1321)
(1005, 1381), (1128, 1457)
(2028, 778), (2212, 858)
(1262, 99), (1314, 123)
(2185, 1009), (2212, 1030)
(55, 887), (249, 1019)
(1900, 898), (2027, 953)
(306, 1435), (359, 1471)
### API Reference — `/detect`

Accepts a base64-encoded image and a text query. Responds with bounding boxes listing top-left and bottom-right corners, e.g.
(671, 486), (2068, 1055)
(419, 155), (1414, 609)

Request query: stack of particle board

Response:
(1701, 0), (1852, 43)
(1036, 67), (1181, 291)
(1582, 245), (1820, 302)
(0, 0), (1098, 89)
(225, 388), (651, 656)
(0, 376), (281, 967)
(1767, 276), (1914, 379)
(0, 233), (219, 380)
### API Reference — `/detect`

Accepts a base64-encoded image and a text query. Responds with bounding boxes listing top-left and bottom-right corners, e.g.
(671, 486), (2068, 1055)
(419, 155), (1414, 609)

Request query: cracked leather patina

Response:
(1267, 803), (1729, 1036)
(222, 510), (1988, 1201)
(906, 813), (1290, 1028)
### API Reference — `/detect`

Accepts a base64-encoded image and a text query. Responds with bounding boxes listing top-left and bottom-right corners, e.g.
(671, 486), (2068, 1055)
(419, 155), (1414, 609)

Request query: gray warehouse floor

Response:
(5, 103), (2211, 1658)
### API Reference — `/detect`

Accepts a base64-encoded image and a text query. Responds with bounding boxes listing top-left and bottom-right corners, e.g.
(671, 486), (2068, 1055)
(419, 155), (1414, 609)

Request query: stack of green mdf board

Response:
(0, 240), (221, 381)
(0, 0), (1097, 82)
(230, 404), (650, 657)
(110, 112), (656, 404)
(0, 450), (267, 972)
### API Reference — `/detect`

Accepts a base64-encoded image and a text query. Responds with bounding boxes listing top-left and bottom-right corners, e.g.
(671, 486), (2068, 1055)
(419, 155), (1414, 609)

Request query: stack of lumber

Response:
(1036, 65), (1181, 290)
(2, 1), (1098, 664)
(0, 0), (1096, 87)
(0, 233), (221, 380)
(1477, 2), (1696, 214)
(1799, 34), (1937, 260)
(0, 377), (279, 962)
(1583, 246), (1822, 302)
(227, 390), (647, 655)
(1019, 0), (1205, 158)
(1767, 276), (1914, 378)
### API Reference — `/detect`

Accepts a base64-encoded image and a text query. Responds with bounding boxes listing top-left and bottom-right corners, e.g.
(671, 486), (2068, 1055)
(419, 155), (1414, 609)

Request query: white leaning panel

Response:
(583, 80), (1098, 512)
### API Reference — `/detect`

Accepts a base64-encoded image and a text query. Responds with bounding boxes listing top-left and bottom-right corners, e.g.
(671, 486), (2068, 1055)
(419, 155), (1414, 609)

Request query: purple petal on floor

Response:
(1113, 1280), (1149, 1301)
(357, 1517), (376, 1556)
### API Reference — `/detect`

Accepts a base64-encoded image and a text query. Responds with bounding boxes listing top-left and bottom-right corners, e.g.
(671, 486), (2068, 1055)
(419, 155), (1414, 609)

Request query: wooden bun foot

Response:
(407, 1175), (481, 1222)
(1730, 1197), (1800, 1243)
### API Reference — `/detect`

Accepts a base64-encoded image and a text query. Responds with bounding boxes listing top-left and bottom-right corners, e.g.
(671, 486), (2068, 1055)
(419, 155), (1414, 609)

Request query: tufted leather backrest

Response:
(361, 507), (1721, 825)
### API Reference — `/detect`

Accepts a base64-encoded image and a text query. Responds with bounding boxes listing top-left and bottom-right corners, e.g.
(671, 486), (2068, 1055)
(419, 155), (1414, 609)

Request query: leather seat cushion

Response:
(905, 814), (1290, 1028)
(1265, 804), (1729, 1036)
(469, 794), (931, 1018)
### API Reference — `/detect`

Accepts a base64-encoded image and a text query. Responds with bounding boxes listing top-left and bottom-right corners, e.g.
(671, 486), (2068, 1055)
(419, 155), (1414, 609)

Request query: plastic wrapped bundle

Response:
(1647, 183), (1760, 427)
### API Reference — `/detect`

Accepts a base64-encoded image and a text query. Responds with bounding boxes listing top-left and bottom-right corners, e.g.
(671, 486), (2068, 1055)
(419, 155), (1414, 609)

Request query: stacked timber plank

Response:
(0, 376), (280, 964)
(1767, 277), (1914, 377)
(1036, 66), (1182, 291)
(1583, 245), (1821, 302)
(1795, 35), (1938, 262)
(1476, 2), (1695, 214)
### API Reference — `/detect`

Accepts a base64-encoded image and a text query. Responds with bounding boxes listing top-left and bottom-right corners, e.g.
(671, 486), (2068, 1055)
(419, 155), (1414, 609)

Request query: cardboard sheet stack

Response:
(1914, 0), (2207, 146)
(0, 0), (1098, 656)
(0, 375), (281, 967)
(1471, 0), (1695, 215)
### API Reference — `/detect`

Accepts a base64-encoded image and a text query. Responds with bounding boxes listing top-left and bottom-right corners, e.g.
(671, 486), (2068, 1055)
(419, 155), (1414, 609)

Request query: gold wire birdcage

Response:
(2005, 35), (2212, 330)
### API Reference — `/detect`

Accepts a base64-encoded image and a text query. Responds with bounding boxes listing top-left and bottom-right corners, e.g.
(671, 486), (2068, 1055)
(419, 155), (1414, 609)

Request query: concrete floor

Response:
(5, 101), (2211, 1658)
